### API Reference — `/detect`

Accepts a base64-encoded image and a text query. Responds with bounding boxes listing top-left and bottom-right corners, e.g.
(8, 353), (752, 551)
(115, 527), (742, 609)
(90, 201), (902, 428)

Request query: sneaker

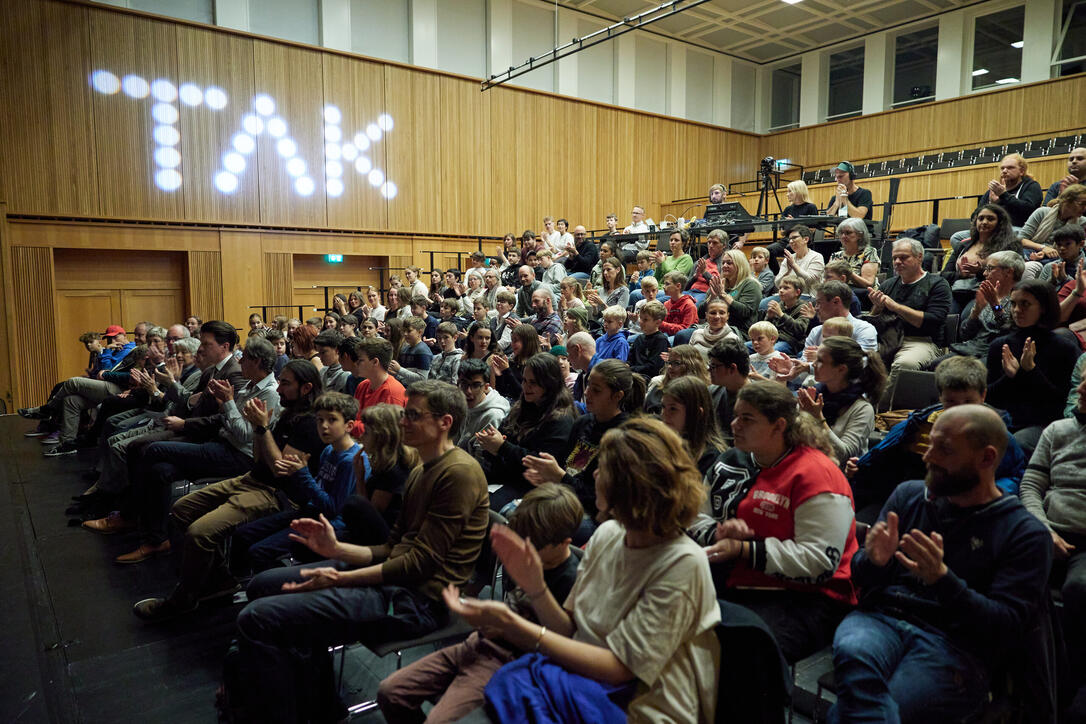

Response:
(39, 432), (60, 445)
(43, 442), (77, 457)
(18, 407), (47, 419)
(24, 424), (49, 438)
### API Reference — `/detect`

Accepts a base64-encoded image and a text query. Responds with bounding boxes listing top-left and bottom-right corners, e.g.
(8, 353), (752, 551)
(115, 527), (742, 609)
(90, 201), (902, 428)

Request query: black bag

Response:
(862, 312), (905, 368)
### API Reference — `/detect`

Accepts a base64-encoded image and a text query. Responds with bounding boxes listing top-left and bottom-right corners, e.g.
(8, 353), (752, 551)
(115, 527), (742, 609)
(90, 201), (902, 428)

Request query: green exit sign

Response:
(326, 254), (343, 263)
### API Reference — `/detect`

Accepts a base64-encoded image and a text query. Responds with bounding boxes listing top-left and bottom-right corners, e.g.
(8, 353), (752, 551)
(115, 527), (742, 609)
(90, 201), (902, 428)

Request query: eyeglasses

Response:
(402, 408), (441, 423)
(667, 361), (687, 369)
(457, 380), (485, 391)
(983, 265), (1004, 273)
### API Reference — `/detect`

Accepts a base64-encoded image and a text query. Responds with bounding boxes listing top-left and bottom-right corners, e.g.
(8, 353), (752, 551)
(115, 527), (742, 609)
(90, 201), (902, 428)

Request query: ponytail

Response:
(821, 336), (886, 402)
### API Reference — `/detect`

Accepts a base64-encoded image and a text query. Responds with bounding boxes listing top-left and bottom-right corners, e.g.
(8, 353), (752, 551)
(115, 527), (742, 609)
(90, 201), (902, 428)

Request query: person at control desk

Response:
(826, 162), (873, 220)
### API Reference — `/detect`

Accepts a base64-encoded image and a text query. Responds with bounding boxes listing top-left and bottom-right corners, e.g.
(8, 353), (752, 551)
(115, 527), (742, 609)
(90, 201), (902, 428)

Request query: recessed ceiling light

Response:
(782, 0), (803, 4)
(972, 68), (988, 76)
(1011, 41), (1023, 48)
(995, 77), (1019, 84)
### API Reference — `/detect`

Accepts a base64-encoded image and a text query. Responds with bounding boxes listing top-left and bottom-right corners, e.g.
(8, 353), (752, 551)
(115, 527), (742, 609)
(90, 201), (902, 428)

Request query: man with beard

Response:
(827, 405), (1051, 724)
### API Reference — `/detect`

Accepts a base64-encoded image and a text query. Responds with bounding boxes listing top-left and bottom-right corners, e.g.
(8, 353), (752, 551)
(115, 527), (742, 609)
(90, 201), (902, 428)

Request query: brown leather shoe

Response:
(115, 540), (171, 564)
(82, 512), (135, 535)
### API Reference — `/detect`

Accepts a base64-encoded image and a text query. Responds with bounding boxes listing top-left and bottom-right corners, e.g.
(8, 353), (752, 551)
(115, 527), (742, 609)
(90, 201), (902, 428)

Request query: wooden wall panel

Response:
(0, 0), (99, 216)
(292, 253), (382, 313)
(322, 54), (389, 231)
(253, 43), (327, 227)
(262, 252), (294, 308)
(88, 8), (183, 220)
(11, 246), (57, 407)
(55, 290), (119, 382)
(384, 66), (444, 232)
(54, 248), (185, 290)
(761, 75), (1086, 170)
(8, 221), (220, 250)
(175, 25), (259, 223)
(188, 249), (224, 321)
(219, 231), (264, 330)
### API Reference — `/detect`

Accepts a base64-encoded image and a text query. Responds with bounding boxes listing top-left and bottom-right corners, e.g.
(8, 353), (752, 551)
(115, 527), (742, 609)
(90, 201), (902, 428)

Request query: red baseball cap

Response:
(103, 325), (127, 337)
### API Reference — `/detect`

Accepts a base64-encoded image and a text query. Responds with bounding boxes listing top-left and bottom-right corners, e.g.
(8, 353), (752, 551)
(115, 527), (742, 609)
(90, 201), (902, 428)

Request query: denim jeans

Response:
(828, 610), (989, 724)
(235, 562), (443, 723)
(686, 289), (708, 306)
(568, 272), (590, 282)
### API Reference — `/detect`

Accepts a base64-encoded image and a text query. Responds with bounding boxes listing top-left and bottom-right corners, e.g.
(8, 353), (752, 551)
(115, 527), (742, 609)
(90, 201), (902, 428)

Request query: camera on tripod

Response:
(760, 156), (776, 173)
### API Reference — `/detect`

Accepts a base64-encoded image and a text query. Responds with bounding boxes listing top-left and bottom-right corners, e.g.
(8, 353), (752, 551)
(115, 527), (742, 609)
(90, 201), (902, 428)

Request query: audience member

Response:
(628, 300), (669, 378)
(659, 376), (726, 475)
(393, 317), (433, 379)
(341, 337), (406, 438)
(826, 161), (873, 220)
(653, 229), (694, 281)
(377, 483), (583, 723)
(314, 330), (349, 392)
(490, 290), (518, 352)
(747, 321), (788, 376)
(750, 247), (776, 297)
(1043, 146), (1086, 203)
(528, 287), (563, 344)
(463, 321), (496, 363)
(690, 297), (740, 357)
(588, 239), (619, 289)
(685, 229), (727, 305)
(805, 280), (878, 351)
(774, 224), (825, 292)
(565, 331), (595, 406)
(828, 405), (1051, 724)
(454, 418), (719, 723)
(589, 305), (629, 366)
(829, 218), (880, 290)
(490, 324), (539, 401)
(586, 258), (629, 319)
(660, 272), (698, 336)
(1020, 184), (1086, 270)
(848, 355), (1026, 521)
(514, 265), (540, 318)
(455, 359), (509, 450)
(536, 249), (566, 298)
(942, 204), (1020, 311)
(760, 275), (811, 354)
(645, 344), (710, 415)
(557, 276), (585, 313)
(229, 380), (489, 723)
(977, 153), (1043, 228)
(1035, 221), (1086, 286)
(619, 204), (651, 262)
(823, 260), (864, 315)
(782, 179), (819, 220)
(398, 321), (462, 385)
(563, 225), (597, 281)
(694, 381), (858, 662)
(945, 249), (1020, 359)
(986, 279), (1080, 455)
(707, 338), (750, 442)
(708, 248), (763, 334)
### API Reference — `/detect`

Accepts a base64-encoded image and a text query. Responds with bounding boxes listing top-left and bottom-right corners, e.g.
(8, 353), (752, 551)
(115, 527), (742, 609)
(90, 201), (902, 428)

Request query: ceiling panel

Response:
(562, 0), (970, 64)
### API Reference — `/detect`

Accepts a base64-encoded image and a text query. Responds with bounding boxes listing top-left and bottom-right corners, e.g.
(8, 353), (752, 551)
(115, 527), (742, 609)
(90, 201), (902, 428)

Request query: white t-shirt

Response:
(565, 520), (721, 723)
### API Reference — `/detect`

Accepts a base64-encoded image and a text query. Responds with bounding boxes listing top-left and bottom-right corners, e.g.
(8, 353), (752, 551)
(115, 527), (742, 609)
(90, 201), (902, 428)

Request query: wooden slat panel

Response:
(188, 249), (224, 321)
(262, 252), (294, 307)
(8, 221), (220, 250)
(12, 247), (57, 406)
(54, 248), (186, 290)
(55, 290), (120, 383)
(322, 53), (389, 231)
(0, 0), (99, 216)
(253, 42), (327, 227)
(220, 231), (264, 330)
(88, 8), (183, 220)
(175, 25), (259, 223)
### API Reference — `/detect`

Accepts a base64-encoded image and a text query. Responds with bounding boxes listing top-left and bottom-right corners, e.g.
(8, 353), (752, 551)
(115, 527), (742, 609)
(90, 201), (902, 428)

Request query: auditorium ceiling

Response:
(559, 0), (972, 63)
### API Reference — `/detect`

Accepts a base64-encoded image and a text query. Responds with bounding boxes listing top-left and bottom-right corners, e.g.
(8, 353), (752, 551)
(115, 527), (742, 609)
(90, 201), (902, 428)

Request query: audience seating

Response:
(886, 369), (940, 411)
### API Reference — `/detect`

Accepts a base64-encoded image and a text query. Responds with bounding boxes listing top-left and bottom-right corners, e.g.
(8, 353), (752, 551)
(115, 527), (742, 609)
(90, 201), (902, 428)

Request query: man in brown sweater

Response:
(230, 380), (489, 723)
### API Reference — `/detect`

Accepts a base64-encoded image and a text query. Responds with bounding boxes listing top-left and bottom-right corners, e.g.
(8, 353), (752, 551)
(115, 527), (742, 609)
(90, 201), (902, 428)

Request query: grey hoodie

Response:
(458, 387), (510, 450)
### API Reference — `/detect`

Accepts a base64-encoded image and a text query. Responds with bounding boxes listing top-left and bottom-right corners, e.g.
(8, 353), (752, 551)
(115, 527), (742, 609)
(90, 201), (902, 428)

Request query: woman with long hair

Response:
(524, 359), (646, 543)
(695, 380), (858, 664)
(589, 239), (620, 288)
(383, 316), (405, 363)
(340, 403), (420, 546)
(645, 343), (710, 414)
(586, 257), (629, 320)
(450, 417), (721, 723)
(558, 277), (585, 313)
(464, 321), (497, 361)
(706, 249), (761, 334)
(290, 323), (322, 369)
(942, 204), (1020, 310)
(490, 323), (540, 400)
(986, 279), (1081, 454)
(660, 376), (727, 475)
(653, 229), (694, 279)
(475, 353), (576, 510)
(797, 336), (886, 466)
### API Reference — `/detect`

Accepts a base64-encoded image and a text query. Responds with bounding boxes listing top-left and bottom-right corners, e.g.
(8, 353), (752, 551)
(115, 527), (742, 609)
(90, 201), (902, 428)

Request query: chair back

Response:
(939, 218), (971, 241)
(463, 509), (507, 598)
(889, 369), (940, 411)
(944, 313), (960, 346)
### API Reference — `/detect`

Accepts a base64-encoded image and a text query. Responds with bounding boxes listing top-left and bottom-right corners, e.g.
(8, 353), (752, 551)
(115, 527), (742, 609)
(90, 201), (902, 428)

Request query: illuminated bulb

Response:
(151, 79), (178, 102)
(325, 125), (342, 143)
(324, 105), (342, 124)
(152, 103), (179, 125)
(121, 75), (150, 98)
(154, 125), (180, 146)
(325, 143), (342, 160)
(204, 87), (228, 110)
(368, 168), (384, 186)
(266, 117), (287, 138)
(253, 94), (275, 116)
(154, 147), (182, 169)
(353, 133), (370, 151)
(242, 114), (264, 135)
(380, 181), (397, 199)
(277, 138), (297, 158)
(233, 133), (256, 154)
(178, 83), (203, 106)
(286, 157), (306, 177)
(354, 156), (372, 174)
(365, 123), (381, 141)
(91, 70), (120, 95)
(223, 152), (246, 174)
(325, 160), (343, 178)
(155, 169), (182, 191)
(294, 176), (315, 196)
(327, 178), (344, 197)
(377, 114), (394, 131)
(214, 171), (239, 193)
(341, 143), (358, 161)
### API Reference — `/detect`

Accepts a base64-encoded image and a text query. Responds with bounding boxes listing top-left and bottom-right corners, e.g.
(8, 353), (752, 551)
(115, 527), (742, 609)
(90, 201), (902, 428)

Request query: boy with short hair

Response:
(439, 298), (468, 332)
(491, 291), (518, 352)
(315, 330), (350, 392)
(410, 295), (440, 339)
(747, 321), (787, 378)
(628, 250), (656, 290)
(589, 305), (630, 367)
(456, 358), (510, 449)
(821, 317), (854, 339)
(628, 275), (661, 333)
(266, 329), (289, 379)
(824, 260), (862, 316)
(629, 300), (670, 378)
(760, 274), (810, 355)
(341, 336), (406, 437)
(399, 322), (464, 385)
(376, 483), (583, 723)
(500, 248), (521, 288)
(396, 317), (433, 378)
(660, 271), (698, 336)
(750, 247), (776, 296)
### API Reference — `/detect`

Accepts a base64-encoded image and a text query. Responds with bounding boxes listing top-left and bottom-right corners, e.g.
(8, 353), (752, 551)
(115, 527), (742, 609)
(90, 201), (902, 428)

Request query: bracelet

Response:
(534, 625), (547, 652)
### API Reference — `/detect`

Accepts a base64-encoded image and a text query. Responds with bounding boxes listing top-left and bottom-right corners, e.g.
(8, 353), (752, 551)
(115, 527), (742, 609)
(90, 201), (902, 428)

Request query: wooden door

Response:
(55, 290), (121, 380)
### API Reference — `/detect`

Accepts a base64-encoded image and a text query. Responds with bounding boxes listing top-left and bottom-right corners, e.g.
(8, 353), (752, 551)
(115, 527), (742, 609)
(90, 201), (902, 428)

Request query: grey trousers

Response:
(55, 377), (123, 443)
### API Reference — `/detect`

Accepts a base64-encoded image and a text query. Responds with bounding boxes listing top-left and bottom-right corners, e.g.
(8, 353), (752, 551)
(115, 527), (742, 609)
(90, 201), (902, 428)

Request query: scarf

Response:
(1032, 206), (1061, 247)
(817, 381), (865, 426)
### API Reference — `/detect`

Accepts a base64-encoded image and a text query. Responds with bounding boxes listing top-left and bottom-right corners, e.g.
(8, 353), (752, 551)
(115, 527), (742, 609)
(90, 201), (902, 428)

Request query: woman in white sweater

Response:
(797, 336), (886, 466)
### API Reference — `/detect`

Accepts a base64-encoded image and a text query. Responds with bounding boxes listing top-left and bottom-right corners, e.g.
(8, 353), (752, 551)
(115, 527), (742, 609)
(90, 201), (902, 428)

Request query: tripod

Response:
(756, 165), (783, 219)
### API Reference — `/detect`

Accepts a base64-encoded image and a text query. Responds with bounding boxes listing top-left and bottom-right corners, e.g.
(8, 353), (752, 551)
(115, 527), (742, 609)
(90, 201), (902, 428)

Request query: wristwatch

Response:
(253, 424), (267, 435)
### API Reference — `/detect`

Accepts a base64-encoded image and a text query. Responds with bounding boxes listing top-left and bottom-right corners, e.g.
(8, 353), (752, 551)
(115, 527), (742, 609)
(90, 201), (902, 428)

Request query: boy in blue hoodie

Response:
(589, 305), (629, 368)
